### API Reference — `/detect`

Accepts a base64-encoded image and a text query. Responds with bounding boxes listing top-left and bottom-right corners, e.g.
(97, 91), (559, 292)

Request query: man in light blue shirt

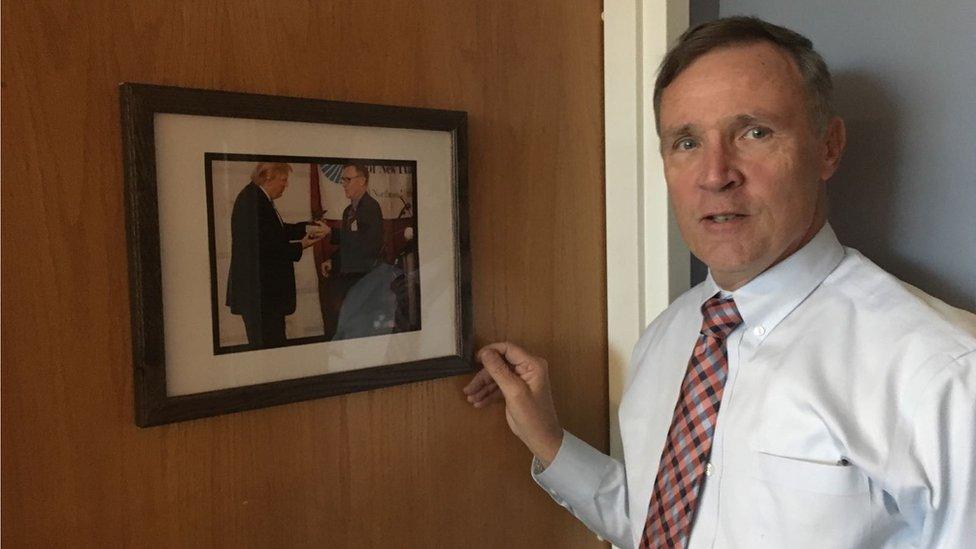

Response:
(464, 16), (976, 548)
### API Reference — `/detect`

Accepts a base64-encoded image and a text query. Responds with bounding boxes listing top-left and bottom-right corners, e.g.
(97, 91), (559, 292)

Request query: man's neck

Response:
(351, 191), (366, 209)
(713, 216), (828, 291)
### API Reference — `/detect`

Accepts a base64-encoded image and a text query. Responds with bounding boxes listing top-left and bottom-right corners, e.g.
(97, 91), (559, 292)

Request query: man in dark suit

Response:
(319, 163), (385, 339)
(226, 162), (326, 348)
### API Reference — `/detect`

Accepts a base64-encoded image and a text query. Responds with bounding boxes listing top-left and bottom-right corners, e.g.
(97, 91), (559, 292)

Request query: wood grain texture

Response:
(1, 0), (607, 547)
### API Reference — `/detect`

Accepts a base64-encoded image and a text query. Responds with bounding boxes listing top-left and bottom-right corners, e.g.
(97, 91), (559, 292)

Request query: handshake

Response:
(307, 219), (331, 238)
(301, 220), (331, 248)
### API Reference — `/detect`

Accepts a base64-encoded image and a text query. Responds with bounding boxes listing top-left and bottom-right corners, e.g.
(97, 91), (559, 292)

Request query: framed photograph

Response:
(120, 84), (471, 427)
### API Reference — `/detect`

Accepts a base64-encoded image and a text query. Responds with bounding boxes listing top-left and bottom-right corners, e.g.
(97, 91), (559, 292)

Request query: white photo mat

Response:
(154, 114), (459, 396)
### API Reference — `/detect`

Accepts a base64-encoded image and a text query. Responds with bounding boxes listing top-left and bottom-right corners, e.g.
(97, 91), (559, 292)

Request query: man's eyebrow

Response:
(733, 114), (762, 126)
(661, 123), (696, 140)
(730, 111), (780, 126)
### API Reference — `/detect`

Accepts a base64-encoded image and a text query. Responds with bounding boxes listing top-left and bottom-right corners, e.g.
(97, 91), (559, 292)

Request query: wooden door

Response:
(1, 1), (608, 546)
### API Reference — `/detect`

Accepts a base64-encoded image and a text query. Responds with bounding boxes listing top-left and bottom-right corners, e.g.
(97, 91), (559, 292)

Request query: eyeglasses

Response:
(340, 175), (364, 184)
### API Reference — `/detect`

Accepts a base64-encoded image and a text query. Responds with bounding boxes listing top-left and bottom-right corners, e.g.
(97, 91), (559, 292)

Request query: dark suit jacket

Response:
(226, 182), (307, 317)
(330, 191), (384, 274)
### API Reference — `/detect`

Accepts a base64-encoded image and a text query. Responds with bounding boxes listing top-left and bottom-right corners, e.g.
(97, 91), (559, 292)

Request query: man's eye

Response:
(675, 138), (697, 151)
(745, 127), (771, 139)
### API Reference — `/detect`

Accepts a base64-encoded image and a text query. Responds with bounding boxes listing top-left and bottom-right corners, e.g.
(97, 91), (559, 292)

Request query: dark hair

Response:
(343, 163), (370, 183)
(654, 16), (835, 134)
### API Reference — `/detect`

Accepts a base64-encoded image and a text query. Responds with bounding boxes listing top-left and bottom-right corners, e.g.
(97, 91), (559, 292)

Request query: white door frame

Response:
(603, 0), (691, 459)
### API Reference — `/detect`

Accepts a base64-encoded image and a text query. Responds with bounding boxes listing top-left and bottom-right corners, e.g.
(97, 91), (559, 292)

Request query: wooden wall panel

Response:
(1, 1), (607, 547)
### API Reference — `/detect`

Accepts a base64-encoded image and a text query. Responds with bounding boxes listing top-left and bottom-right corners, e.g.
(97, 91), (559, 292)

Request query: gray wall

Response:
(689, 0), (975, 311)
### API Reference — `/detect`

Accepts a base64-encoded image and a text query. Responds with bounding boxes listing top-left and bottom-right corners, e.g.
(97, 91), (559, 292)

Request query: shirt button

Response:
(753, 326), (766, 336)
(705, 462), (714, 476)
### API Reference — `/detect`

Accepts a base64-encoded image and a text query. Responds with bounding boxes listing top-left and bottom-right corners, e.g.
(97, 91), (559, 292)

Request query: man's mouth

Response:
(703, 213), (747, 224)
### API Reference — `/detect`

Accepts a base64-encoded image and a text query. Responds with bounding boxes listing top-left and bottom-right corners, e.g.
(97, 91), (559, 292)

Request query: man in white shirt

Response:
(463, 16), (976, 548)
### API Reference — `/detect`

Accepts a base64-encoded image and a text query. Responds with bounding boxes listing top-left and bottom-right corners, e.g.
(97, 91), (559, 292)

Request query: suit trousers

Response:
(242, 311), (286, 348)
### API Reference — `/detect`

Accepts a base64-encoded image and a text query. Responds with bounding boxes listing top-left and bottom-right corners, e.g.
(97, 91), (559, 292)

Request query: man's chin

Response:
(693, 249), (766, 284)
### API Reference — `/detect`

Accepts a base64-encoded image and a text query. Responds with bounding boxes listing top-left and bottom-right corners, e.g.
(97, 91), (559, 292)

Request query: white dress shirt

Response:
(534, 224), (976, 548)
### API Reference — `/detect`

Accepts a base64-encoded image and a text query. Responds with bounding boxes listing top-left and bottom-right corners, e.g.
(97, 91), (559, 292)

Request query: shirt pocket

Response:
(752, 451), (868, 495)
(748, 452), (872, 547)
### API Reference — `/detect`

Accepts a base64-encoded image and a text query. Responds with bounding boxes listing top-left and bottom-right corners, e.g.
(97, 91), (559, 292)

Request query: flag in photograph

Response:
(320, 163), (344, 185)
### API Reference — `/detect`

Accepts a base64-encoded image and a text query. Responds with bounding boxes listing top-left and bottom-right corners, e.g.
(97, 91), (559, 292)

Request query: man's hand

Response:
(463, 342), (564, 467)
(319, 259), (332, 278)
(300, 233), (324, 249)
(308, 219), (331, 238)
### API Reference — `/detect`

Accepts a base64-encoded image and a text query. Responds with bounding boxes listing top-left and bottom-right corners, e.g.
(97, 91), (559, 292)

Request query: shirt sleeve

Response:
(890, 349), (976, 546)
(531, 431), (633, 548)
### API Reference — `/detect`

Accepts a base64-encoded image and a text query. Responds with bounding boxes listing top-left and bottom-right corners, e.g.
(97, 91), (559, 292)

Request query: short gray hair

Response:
(654, 16), (835, 134)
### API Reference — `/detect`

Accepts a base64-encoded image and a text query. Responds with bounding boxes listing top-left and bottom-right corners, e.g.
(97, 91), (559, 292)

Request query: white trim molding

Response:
(603, 0), (690, 460)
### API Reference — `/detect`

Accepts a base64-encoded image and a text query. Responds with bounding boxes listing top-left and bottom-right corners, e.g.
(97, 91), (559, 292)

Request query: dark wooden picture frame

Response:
(120, 83), (472, 427)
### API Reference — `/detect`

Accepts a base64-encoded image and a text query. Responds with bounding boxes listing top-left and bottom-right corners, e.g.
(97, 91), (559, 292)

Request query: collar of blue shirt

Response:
(700, 223), (846, 339)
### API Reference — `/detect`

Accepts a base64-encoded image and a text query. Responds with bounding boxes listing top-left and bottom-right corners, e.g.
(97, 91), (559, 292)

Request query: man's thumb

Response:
(479, 349), (523, 395)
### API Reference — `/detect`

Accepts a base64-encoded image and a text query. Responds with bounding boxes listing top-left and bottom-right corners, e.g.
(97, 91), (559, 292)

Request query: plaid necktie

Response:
(640, 294), (743, 548)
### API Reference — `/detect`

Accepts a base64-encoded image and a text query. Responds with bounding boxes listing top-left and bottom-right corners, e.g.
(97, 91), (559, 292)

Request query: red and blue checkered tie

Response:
(640, 294), (743, 548)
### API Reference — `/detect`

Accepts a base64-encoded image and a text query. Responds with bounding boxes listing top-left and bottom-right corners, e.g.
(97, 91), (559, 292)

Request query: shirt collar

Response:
(256, 183), (274, 202)
(699, 223), (845, 334)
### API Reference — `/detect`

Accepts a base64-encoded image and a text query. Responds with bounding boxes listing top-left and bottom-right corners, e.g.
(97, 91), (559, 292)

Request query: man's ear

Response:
(820, 116), (846, 181)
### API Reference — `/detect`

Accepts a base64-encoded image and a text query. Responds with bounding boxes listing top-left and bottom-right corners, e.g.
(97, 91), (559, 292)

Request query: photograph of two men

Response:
(206, 155), (421, 354)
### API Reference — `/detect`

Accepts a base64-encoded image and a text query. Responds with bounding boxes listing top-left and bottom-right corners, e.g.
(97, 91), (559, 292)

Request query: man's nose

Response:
(699, 141), (743, 192)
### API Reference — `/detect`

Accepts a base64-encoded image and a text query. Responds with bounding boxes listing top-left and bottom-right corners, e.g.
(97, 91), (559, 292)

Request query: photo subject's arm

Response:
(532, 431), (632, 548)
(360, 199), (384, 263)
(282, 220), (308, 241)
(463, 342), (633, 547)
(262, 221), (303, 262)
(282, 220), (326, 251)
(893, 351), (976, 546)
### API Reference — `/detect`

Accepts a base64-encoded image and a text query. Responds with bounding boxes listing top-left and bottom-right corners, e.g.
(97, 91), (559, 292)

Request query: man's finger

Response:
(462, 368), (493, 395)
(467, 379), (498, 403)
(472, 388), (504, 408)
(481, 341), (535, 367)
(479, 348), (524, 395)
